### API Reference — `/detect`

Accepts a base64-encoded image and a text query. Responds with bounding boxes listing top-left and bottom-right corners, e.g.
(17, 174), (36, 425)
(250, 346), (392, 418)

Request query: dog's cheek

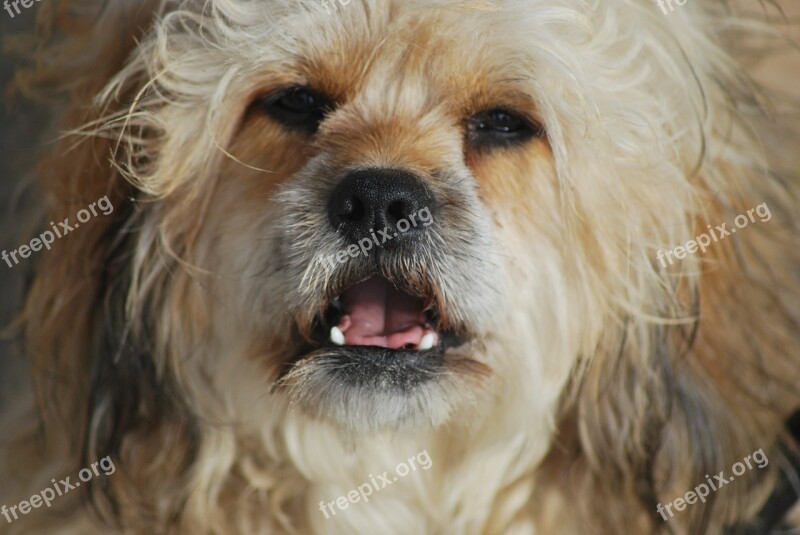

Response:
(466, 141), (557, 223)
(191, 176), (303, 354)
(466, 143), (593, 394)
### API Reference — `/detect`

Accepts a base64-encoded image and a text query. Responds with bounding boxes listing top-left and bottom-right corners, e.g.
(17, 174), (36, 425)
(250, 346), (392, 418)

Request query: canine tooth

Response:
(330, 326), (345, 346)
(418, 332), (437, 351)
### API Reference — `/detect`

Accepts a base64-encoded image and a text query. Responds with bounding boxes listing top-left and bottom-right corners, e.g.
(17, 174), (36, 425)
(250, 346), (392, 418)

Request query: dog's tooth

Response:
(418, 332), (437, 351)
(330, 326), (345, 346)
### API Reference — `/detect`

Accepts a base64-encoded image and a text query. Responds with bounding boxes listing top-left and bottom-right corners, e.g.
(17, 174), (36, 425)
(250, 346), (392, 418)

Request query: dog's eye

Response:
(467, 108), (544, 148)
(256, 86), (332, 134)
(476, 110), (525, 133)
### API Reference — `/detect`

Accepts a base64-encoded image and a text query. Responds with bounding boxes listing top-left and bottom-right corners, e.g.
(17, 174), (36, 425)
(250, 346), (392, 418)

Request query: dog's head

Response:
(156, 1), (710, 438)
(100, 0), (596, 434)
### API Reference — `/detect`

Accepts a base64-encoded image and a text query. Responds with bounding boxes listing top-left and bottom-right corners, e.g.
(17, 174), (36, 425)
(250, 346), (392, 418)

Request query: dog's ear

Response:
(550, 198), (800, 534)
(560, 319), (728, 534)
(11, 0), (196, 527)
(534, 0), (800, 526)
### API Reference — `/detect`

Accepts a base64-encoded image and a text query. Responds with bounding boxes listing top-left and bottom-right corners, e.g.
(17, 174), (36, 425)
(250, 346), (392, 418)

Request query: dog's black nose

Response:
(327, 169), (436, 243)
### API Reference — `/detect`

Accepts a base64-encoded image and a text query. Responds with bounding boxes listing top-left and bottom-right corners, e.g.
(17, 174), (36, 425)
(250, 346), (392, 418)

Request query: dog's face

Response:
(141, 0), (583, 434)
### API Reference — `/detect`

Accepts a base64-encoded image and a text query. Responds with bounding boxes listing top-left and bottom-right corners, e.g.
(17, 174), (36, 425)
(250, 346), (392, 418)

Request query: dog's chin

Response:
(274, 274), (484, 432)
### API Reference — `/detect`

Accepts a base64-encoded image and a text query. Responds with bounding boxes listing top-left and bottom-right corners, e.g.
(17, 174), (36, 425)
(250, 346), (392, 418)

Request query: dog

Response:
(2, 0), (800, 533)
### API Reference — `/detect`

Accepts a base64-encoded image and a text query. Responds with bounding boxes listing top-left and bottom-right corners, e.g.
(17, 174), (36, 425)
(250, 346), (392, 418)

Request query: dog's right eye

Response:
(255, 86), (332, 134)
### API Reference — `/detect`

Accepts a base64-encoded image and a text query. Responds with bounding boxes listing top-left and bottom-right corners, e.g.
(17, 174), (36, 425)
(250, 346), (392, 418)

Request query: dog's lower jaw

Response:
(274, 342), (490, 433)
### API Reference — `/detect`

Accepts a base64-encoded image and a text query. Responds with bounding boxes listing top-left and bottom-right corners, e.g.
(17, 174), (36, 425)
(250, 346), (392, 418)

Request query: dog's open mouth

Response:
(326, 276), (439, 350)
(299, 274), (465, 359)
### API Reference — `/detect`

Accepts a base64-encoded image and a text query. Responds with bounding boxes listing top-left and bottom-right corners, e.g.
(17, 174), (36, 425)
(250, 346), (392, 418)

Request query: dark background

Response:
(0, 7), (46, 406)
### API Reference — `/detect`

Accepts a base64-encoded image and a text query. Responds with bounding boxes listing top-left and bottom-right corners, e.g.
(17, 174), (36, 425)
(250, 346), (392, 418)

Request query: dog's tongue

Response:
(339, 277), (427, 348)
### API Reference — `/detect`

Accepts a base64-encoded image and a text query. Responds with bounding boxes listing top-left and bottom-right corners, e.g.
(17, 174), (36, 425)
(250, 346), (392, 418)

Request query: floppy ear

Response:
(10, 0), (196, 526)
(530, 0), (800, 528)
(562, 321), (735, 534)
(546, 178), (800, 534)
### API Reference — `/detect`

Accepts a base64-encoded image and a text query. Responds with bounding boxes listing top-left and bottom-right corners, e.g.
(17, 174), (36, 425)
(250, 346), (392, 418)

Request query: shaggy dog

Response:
(1, 0), (800, 533)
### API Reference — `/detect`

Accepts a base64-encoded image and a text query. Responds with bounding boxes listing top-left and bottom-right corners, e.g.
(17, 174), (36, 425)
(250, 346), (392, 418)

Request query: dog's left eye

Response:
(256, 86), (332, 134)
(467, 108), (543, 147)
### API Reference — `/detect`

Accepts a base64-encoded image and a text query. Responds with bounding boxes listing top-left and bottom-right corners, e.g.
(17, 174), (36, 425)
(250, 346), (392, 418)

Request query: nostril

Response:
(338, 196), (365, 223)
(386, 199), (411, 225)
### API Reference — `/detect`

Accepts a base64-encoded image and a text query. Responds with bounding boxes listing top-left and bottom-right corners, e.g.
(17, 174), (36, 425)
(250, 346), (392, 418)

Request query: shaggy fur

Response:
(2, 0), (800, 533)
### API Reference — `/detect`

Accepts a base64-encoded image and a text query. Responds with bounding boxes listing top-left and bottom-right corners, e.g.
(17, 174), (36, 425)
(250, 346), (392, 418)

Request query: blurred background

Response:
(0, 9), (45, 406)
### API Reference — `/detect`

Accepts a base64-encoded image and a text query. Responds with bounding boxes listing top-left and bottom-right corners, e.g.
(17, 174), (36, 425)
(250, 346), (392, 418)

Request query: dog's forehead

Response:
(283, 1), (535, 114)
